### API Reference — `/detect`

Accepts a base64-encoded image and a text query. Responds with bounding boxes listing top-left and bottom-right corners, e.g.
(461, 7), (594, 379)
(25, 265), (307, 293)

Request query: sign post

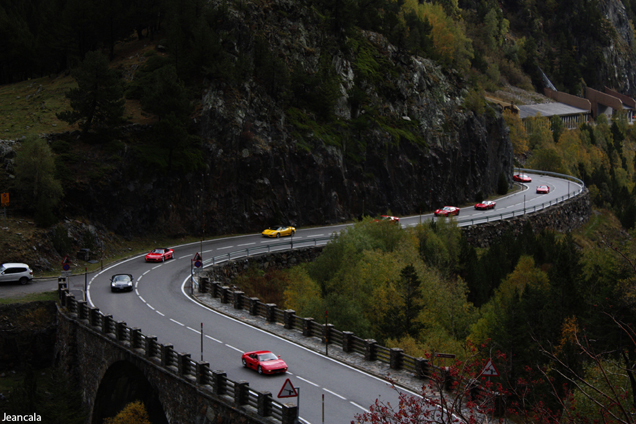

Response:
(277, 378), (299, 418)
(191, 252), (202, 295)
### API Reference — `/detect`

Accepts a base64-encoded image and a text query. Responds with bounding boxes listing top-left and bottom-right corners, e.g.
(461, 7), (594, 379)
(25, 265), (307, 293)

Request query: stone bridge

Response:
(55, 290), (298, 424)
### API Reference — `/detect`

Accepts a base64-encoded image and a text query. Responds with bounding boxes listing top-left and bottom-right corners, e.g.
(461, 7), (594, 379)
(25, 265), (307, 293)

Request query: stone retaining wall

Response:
(462, 188), (591, 248)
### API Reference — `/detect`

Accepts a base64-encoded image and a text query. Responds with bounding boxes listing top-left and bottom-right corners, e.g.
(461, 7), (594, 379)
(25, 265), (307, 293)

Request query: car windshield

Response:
(113, 275), (130, 282)
(152, 249), (164, 253)
(258, 352), (278, 361)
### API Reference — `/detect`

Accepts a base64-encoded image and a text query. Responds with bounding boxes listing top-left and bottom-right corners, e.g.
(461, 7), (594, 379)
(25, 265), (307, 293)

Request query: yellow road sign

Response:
(1, 193), (8, 206)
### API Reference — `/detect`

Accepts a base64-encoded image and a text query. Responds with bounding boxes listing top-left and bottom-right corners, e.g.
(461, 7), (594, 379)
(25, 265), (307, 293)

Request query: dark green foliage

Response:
(14, 136), (64, 227)
(4, 366), (87, 424)
(56, 51), (125, 135)
(383, 265), (423, 338)
(51, 224), (73, 255)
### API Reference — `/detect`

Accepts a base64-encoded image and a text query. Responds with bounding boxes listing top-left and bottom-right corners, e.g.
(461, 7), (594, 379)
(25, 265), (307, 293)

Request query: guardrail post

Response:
(234, 381), (249, 406)
(390, 348), (403, 370)
(342, 331), (354, 352)
(212, 370), (227, 395)
(266, 303), (276, 322)
(281, 403), (299, 424)
(302, 318), (314, 337)
(102, 315), (113, 334)
(161, 344), (174, 367)
(257, 391), (272, 417)
(233, 291), (244, 309)
(249, 297), (259, 315)
(177, 352), (191, 376)
(415, 357), (430, 379)
(196, 361), (210, 385)
(198, 276), (209, 293)
(59, 288), (69, 305)
(116, 321), (127, 341)
(442, 367), (455, 391)
(283, 310), (295, 329)
(365, 339), (378, 361)
(145, 336), (157, 358)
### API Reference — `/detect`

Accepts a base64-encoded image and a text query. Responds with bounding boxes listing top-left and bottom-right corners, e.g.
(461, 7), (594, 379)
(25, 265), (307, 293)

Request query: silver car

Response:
(0, 263), (34, 285)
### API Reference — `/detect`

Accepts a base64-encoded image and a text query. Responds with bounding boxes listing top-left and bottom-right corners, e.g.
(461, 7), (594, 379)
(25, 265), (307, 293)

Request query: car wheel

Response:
(276, 233), (280, 238)
(258, 366), (263, 374)
(456, 211), (460, 215)
(242, 358), (247, 367)
(162, 255), (165, 262)
(19, 277), (29, 285)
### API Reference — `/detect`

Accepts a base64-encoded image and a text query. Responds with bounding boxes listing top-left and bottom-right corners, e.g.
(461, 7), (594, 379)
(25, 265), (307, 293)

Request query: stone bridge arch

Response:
(93, 360), (168, 424)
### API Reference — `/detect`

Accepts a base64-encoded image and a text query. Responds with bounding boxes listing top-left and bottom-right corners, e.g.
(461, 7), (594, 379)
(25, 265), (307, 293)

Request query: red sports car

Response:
(145, 248), (174, 262)
(474, 200), (496, 210)
(242, 350), (288, 375)
(513, 174), (532, 183)
(375, 215), (400, 223)
(536, 185), (550, 194)
(434, 206), (460, 217)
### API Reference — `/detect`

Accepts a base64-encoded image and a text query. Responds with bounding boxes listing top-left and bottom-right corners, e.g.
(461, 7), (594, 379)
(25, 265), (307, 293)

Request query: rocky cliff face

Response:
(1, 0), (514, 238)
(598, 0), (636, 96)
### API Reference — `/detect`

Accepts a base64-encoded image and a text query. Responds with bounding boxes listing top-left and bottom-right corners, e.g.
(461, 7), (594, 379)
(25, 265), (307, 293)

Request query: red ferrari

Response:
(536, 185), (550, 194)
(513, 174), (532, 183)
(145, 248), (174, 262)
(375, 215), (400, 223)
(434, 206), (460, 217)
(474, 200), (496, 210)
(242, 350), (288, 375)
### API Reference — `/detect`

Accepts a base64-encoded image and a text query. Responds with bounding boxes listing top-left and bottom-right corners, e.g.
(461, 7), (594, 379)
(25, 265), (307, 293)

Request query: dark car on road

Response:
(110, 274), (134, 292)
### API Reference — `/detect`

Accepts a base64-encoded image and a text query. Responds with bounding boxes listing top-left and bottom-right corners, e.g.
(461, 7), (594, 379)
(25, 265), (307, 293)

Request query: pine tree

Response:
(56, 50), (125, 135)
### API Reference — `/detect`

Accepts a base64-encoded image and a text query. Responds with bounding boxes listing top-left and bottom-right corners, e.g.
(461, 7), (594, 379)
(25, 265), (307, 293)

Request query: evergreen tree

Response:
(57, 50), (125, 135)
(14, 135), (64, 227)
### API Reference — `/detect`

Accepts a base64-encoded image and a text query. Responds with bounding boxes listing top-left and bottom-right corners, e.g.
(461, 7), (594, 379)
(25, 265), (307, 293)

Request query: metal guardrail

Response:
(200, 169), (586, 266)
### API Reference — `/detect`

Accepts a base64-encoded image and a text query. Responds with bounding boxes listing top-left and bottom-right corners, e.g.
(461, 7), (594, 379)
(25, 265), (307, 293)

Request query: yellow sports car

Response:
(262, 226), (296, 238)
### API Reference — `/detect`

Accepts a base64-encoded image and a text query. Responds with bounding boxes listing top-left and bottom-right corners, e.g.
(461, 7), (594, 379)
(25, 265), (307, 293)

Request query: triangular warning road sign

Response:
(193, 252), (202, 261)
(481, 358), (499, 377)
(62, 256), (71, 264)
(277, 378), (298, 398)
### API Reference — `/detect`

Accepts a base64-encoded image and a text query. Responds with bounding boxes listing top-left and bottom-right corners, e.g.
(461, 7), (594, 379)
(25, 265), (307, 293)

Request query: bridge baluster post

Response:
(257, 391), (272, 417)
(234, 381), (249, 406)
(283, 310), (295, 329)
(220, 286), (230, 304)
(161, 344), (174, 367)
(249, 298), (259, 315)
(265, 304), (276, 322)
(196, 361), (210, 385)
(88, 307), (100, 327)
(342, 331), (354, 353)
(415, 357), (430, 379)
(102, 315), (113, 334)
(232, 291), (244, 309)
(390, 348), (404, 370)
(212, 370), (227, 395)
(177, 352), (191, 377)
(145, 336), (157, 358)
(281, 403), (299, 424)
(116, 321), (127, 342)
(130, 328), (142, 349)
(365, 339), (378, 361)
(76, 300), (87, 320)
(302, 318), (314, 337)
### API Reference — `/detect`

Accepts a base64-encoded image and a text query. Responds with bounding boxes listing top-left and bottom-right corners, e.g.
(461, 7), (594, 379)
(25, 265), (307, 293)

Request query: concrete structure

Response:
(586, 86), (624, 119)
(55, 294), (299, 424)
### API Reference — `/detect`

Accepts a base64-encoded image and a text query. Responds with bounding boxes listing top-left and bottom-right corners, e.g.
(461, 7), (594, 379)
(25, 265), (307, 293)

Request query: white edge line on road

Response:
(205, 335), (222, 343)
(350, 402), (369, 413)
(170, 318), (184, 326)
(225, 344), (243, 353)
(139, 296), (146, 303)
(237, 242), (255, 246)
(216, 246), (233, 250)
(323, 388), (346, 400)
(147, 304), (155, 311)
(156, 311), (165, 316)
(187, 326), (200, 333)
(297, 376), (319, 387)
(179, 275), (421, 398)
